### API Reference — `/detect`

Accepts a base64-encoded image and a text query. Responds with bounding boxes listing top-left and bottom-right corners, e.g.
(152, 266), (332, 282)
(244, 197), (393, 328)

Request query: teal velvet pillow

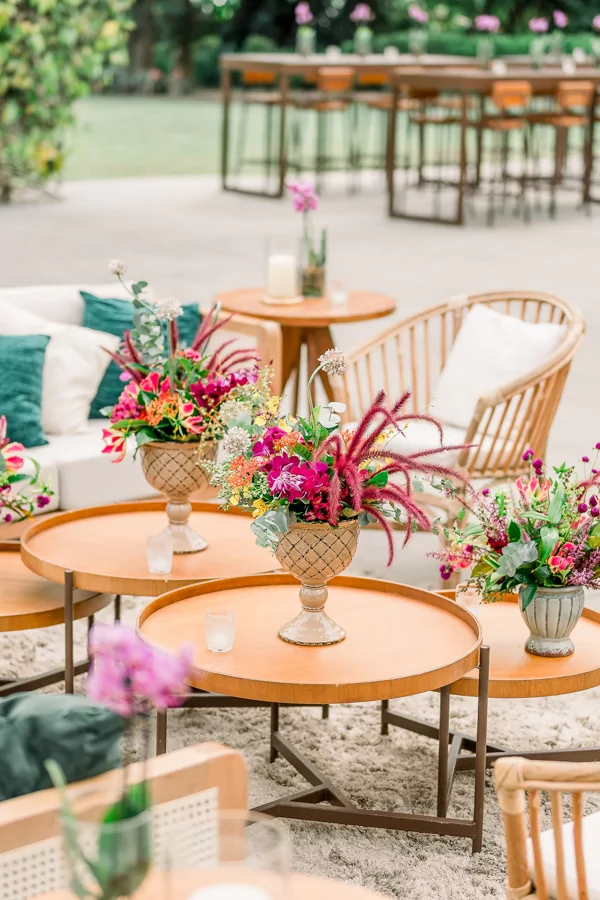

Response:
(81, 291), (202, 418)
(0, 334), (49, 447)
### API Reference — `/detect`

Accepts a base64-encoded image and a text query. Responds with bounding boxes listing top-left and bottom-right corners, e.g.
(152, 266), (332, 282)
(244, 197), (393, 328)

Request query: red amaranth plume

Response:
(191, 305), (233, 352)
(123, 331), (141, 365)
(316, 391), (471, 565)
(105, 348), (144, 384)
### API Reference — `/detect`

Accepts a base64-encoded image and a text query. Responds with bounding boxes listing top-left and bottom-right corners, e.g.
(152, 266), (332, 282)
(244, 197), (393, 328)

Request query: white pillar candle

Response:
(187, 884), (272, 900)
(267, 254), (297, 299)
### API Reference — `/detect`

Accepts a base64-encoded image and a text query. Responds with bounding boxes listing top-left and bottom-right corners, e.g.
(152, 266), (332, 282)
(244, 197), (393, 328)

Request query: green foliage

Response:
(0, 0), (134, 200)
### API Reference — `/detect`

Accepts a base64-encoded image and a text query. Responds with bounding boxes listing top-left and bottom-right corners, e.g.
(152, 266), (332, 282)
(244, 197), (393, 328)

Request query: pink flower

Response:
(475, 14), (501, 32)
(516, 475), (550, 503)
(111, 382), (141, 424)
(549, 541), (576, 573)
(409, 5), (429, 24)
(102, 428), (127, 463)
(119, 371), (133, 382)
(287, 180), (318, 213)
(2, 441), (25, 472)
(139, 372), (170, 395)
(183, 348), (202, 361)
(350, 3), (373, 22)
(594, 14), (600, 30)
(529, 17), (549, 32)
(253, 426), (289, 457)
(553, 10), (568, 28)
(295, 2), (313, 25)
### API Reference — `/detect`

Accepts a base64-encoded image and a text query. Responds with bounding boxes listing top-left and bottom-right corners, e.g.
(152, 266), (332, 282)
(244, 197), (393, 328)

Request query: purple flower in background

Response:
(295, 2), (313, 25)
(475, 14), (501, 32)
(350, 3), (373, 23)
(287, 180), (318, 212)
(409, 5), (429, 24)
(553, 10), (568, 28)
(36, 494), (50, 509)
(594, 15), (600, 31)
(529, 17), (549, 32)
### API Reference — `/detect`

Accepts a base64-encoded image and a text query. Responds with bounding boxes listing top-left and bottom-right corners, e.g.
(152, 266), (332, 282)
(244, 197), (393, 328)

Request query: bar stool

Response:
(235, 69), (281, 183)
(529, 80), (595, 216)
(288, 66), (356, 192)
(469, 80), (532, 226)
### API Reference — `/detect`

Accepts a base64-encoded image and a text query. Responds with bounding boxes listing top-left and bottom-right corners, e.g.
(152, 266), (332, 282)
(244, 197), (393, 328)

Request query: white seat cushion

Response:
(0, 282), (136, 325)
(0, 301), (119, 436)
(528, 810), (600, 900)
(433, 305), (567, 430)
(29, 421), (157, 510)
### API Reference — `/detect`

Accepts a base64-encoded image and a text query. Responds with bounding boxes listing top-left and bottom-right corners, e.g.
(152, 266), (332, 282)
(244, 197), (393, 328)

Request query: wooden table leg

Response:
(311, 327), (338, 403)
(221, 68), (232, 192)
(583, 91), (597, 206)
(278, 72), (289, 199)
(386, 79), (399, 214)
(456, 90), (468, 226)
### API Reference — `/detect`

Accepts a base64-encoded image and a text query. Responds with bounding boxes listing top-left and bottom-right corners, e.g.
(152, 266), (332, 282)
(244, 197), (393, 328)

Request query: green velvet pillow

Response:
(0, 334), (49, 447)
(0, 693), (124, 802)
(81, 291), (202, 418)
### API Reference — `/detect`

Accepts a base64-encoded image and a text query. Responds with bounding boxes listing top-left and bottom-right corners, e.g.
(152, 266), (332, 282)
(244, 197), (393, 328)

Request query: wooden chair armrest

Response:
(203, 308), (283, 395)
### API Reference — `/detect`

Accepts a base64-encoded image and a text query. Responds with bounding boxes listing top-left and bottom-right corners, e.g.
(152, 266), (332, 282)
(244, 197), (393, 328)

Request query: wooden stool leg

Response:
(64, 570), (74, 694)
(156, 709), (168, 755)
(270, 703), (280, 762)
(473, 644), (490, 853)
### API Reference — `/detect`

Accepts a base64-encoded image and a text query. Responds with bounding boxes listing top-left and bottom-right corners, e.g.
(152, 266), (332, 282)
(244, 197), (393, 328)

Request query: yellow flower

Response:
(252, 499), (269, 517)
(101, 20), (120, 38)
(266, 396), (280, 414)
(276, 419), (293, 434)
(230, 493), (240, 506)
(375, 425), (396, 445)
(255, 415), (266, 427)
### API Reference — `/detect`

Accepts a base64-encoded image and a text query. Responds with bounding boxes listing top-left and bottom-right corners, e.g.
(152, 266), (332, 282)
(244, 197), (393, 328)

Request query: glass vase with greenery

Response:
(287, 181), (326, 298)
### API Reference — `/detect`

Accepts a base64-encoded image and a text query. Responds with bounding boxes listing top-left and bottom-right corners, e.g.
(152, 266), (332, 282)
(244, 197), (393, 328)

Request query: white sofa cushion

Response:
(433, 305), (567, 430)
(0, 301), (120, 436)
(528, 809), (600, 900)
(0, 282), (136, 325)
(383, 419), (467, 468)
(30, 421), (157, 510)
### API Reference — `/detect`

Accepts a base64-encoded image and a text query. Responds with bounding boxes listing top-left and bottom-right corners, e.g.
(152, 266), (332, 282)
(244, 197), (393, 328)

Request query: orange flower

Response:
(227, 455), (262, 489)
(273, 430), (304, 453)
(145, 392), (179, 426)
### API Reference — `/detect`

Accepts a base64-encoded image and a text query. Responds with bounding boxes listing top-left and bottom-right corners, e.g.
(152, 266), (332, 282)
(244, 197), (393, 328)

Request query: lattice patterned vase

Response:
(140, 441), (217, 554)
(275, 519), (359, 646)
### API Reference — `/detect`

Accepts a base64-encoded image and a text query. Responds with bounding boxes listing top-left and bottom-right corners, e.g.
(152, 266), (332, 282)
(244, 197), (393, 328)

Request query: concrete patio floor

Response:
(1, 174), (597, 586)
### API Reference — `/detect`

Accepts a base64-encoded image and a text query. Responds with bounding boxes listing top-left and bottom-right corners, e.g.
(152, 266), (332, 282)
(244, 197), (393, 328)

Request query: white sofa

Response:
(0, 283), (282, 514)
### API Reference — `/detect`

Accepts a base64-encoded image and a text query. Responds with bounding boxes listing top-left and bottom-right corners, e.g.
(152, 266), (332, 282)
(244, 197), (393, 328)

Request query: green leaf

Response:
(412, 477), (424, 492)
(135, 431), (156, 448)
(507, 520), (521, 542)
(368, 469), (389, 488)
(548, 481), (566, 525)
(589, 523), (600, 549)
(293, 443), (312, 462)
(495, 541), (538, 578)
(520, 583), (538, 611)
(456, 507), (466, 523)
(539, 526), (559, 564)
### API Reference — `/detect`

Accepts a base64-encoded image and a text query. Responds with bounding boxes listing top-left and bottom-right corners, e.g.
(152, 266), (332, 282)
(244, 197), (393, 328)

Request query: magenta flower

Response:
(295, 1), (313, 25)
(287, 180), (318, 213)
(594, 15), (600, 31)
(529, 17), (549, 32)
(111, 382), (142, 424)
(475, 14), (501, 32)
(553, 10), (568, 28)
(409, 4), (429, 24)
(267, 454), (309, 500)
(252, 426), (289, 457)
(36, 494), (51, 509)
(350, 3), (373, 23)
(87, 622), (193, 716)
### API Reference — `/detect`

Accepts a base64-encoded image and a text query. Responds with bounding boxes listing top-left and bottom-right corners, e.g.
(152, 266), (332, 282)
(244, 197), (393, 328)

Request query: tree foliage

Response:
(0, 0), (134, 200)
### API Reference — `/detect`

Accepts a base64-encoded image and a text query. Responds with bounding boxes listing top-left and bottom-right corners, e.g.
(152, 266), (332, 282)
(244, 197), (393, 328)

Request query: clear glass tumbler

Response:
(205, 608), (236, 652)
(147, 532), (173, 574)
(456, 583), (483, 619)
(159, 810), (290, 900)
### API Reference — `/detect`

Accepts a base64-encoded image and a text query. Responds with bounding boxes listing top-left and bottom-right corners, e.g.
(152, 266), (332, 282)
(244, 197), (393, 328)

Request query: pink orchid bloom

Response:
(183, 415), (205, 435)
(553, 10), (568, 28)
(529, 17), (549, 32)
(515, 475), (550, 503)
(594, 14), (600, 30)
(409, 5), (429, 24)
(475, 14), (501, 32)
(295, 1), (313, 25)
(183, 348), (202, 361)
(287, 180), (319, 213)
(350, 3), (373, 22)
(102, 428), (127, 463)
(549, 541), (576, 573)
(119, 370), (133, 382)
(2, 441), (25, 472)
(139, 372), (171, 395)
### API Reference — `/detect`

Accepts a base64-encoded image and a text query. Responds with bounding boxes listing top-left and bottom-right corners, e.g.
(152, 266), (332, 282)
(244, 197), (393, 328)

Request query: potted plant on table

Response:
(439, 448), (600, 657)
(350, 3), (374, 56)
(48, 622), (192, 900)
(287, 181), (326, 298)
(101, 261), (262, 554)
(0, 415), (52, 524)
(408, 5), (429, 57)
(529, 17), (549, 68)
(295, 2), (315, 56)
(474, 15), (501, 69)
(205, 349), (468, 646)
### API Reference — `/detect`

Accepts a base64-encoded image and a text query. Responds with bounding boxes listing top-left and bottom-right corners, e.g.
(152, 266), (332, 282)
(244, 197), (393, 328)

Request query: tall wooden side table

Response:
(138, 573), (490, 852)
(215, 288), (395, 412)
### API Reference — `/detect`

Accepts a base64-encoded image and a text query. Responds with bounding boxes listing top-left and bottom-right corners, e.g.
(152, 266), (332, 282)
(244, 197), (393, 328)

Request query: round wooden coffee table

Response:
(382, 591), (600, 798)
(214, 288), (395, 412)
(0, 541), (113, 697)
(138, 573), (490, 851)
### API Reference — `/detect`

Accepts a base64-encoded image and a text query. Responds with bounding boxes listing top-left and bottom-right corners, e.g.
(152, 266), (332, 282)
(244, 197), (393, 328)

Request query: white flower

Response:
(222, 427), (252, 459)
(318, 347), (347, 377)
(108, 259), (126, 276)
(220, 399), (252, 426)
(152, 297), (183, 321)
(318, 401), (346, 428)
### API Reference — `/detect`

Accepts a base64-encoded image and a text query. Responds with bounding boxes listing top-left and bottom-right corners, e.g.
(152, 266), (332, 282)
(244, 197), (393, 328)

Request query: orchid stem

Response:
(167, 324), (176, 392)
(306, 363), (323, 441)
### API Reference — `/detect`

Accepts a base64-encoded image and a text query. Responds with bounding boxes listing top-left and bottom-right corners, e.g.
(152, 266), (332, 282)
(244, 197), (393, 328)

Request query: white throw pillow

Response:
(432, 305), (567, 430)
(0, 301), (120, 435)
(0, 281), (139, 325)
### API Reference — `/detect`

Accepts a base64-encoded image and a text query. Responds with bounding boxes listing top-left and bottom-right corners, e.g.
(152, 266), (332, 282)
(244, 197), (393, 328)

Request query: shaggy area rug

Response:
(3, 591), (600, 900)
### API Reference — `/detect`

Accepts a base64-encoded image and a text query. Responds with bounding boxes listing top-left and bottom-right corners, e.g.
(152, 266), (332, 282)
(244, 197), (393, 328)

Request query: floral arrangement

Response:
(295, 2), (313, 25)
(553, 10), (568, 29)
(287, 181), (326, 298)
(206, 349), (468, 562)
(409, 5), (429, 25)
(0, 416), (52, 523)
(48, 622), (192, 900)
(439, 448), (600, 610)
(101, 262), (262, 461)
(529, 17), (549, 33)
(295, 2), (315, 54)
(475, 14), (501, 32)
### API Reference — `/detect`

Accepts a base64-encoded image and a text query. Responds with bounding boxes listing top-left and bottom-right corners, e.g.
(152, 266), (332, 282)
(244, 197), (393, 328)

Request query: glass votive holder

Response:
(491, 60), (507, 74)
(326, 45), (342, 58)
(147, 532), (173, 574)
(561, 58), (576, 74)
(206, 608), (236, 652)
(456, 583), (483, 619)
(383, 46), (400, 59)
(329, 279), (348, 306)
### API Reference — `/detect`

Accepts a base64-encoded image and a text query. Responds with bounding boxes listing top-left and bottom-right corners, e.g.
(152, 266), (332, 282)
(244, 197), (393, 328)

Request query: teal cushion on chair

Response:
(0, 334), (49, 447)
(81, 291), (202, 418)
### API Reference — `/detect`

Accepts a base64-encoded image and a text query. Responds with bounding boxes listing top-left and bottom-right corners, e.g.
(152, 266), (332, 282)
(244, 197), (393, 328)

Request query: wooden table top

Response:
(439, 591), (600, 699)
(36, 873), (388, 900)
(138, 573), (481, 704)
(220, 51), (474, 74)
(21, 502), (274, 597)
(391, 66), (600, 93)
(215, 288), (396, 328)
(0, 542), (111, 632)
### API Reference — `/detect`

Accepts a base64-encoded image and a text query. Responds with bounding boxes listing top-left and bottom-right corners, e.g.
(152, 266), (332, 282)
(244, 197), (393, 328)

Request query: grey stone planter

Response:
(518, 584), (585, 657)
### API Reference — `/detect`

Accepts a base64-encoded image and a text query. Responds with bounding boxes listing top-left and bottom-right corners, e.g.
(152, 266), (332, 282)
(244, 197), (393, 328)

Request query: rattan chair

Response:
(495, 756), (600, 899)
(0, 742), (247, 900)
(336, 290), (585, 523)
